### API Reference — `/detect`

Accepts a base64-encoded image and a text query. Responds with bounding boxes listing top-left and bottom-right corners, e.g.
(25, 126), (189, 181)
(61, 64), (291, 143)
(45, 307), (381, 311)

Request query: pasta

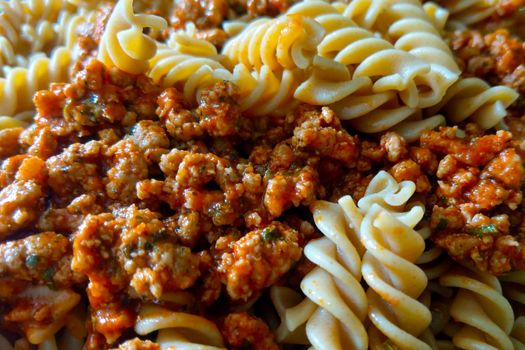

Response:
(272, 198), (368, 350)
(426, 77), (520, 129)
(500, 270), (525, 306)
(135, 304), (226, 349)
(437, 0), (498, 27)
(439, 267), (515, 350)
(358, 171), (432, 349)
(98, 0), (167, 74)
(222, 15), (325, 71)
(512, 316), (525, 350)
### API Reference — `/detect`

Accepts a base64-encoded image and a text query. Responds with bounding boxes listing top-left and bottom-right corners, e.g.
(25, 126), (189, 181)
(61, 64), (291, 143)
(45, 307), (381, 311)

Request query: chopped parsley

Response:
(262, 227), (281, 242)
(436, 218), (448, 231)
(42, 267), (55, 283)
(26, 254), (40, 267)
(467, 224), (498, 237)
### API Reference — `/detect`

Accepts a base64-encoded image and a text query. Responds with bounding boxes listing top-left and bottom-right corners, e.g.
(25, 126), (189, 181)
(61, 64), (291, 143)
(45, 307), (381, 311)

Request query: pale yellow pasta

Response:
(426, 77), (520, 129)
(293, 55), (372, 105)
(0, 0), (28, 49)
(222, 14), (325, 71)
(422, 1), (449, 30)
(500, 270), (525, 306)
(271, 198), (368, 350)
(287, 1), (432, 104)
(214, 63), (304, 116)
(98, 0), (167, 74)
(340, 0), (389, 30)
(135, 304), (226, 349)
(148, 46), (226, 103)
(374, 1), (460, 108)
(10, 285), (81, 345)
(512, 316), (525, 350)
(0, 46), (71, 116)
(437, 0), (497, 26)
(356, 171), (431, 350)
(167, 24), (220, 57)
(439, 268), (515, 350)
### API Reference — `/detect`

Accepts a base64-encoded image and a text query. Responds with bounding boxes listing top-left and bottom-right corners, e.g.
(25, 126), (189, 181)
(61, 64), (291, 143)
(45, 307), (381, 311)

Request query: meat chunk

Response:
(72, 205), (202, 342)
(0, 127), (23, 159)
(423, 127), (525, 274)
(46, 141), (105, 204)
(113, 339), (160, 350)
(216, 222), (302, 300)
(0, 180), (45, 239)
(0, 232), (85, 287)
(222, 312), (279, 350)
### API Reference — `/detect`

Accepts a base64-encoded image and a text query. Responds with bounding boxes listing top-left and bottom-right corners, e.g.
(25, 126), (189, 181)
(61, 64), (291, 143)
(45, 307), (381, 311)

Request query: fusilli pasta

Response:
(439, 267), (515, 350)
(426, 77), (520, 129)
(98, 0), (167, 74)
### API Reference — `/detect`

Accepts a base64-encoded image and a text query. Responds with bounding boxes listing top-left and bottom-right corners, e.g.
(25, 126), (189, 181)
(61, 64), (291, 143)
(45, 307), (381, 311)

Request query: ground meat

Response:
(72, 205), (202, 342)
(128, 120), (169, 158)
(221, 312), (279, 350)
(0, 128), (23, 159)
(105, 140), (149, 203)
(171, 0), (228, 30)
(423, 127), (525, 274)
(215, 221), (302, 300)
(46, 141), (105, 204)
(113, 339), (160, 350)
(227, 0), (295, 17)
(0, 180), (45, 239)
(0, 232), (85, 292)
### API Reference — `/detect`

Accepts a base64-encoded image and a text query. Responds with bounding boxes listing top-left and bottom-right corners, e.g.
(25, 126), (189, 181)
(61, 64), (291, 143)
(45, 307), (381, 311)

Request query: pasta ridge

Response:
(98, 0), (167, 74)
(357, 170), (432, 349)
(0, 46), (72, 117)
(271, 198), (368, 350)
(425, 77), (519, 129)
(439, 267), (515, 350)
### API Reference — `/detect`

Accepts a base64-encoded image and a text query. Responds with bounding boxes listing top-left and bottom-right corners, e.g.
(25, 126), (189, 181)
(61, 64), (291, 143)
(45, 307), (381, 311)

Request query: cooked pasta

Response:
(222, 14), (325, 71)
(500, 270), (525, 306)
(358, 172), (431, 349)
(426, 77), (520, 129)
(274, 198), (368, 350)
(0, 46), (71, 116)
(98, 0), (167, 74)
(135, 304), (226, 349)
(437, 0), (498, 26)
(512, 316), (525, 350)
(439, 268), (515, 350)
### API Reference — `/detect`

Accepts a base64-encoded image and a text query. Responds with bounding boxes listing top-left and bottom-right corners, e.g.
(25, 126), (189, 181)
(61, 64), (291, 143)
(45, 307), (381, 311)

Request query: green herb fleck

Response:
(144, 241), (154, 251)
(42, 267), (55, 282)
(439, 196), (449, 206)
(135, 215), (144, 222)
(436, 218), (448, 231)
(262, 227), (281, 242)
(467, 224), (498, 237)
(238, 340), (253, 350)
(151, 229), (167, 243)
(26, 255), (40, 268)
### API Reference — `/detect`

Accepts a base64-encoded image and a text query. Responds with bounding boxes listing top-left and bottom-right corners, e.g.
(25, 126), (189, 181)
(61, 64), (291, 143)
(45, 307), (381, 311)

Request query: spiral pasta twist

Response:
(222, 14), (325, 71)
(500, 270), (525, 306)
(0, 47), (71, 117)
(426, 77), (519, 129)
(439, 268), (515, 350)
(357, 171), (432, 350)
(286, 0), (432, 106)
(271, 197), (368, 350)
(373, 1), (460, 108)
(512, 316), (525, 350)
(135, 304), (226, 349)
(437, 0), (497, 27)
(98, 0), (167, 74)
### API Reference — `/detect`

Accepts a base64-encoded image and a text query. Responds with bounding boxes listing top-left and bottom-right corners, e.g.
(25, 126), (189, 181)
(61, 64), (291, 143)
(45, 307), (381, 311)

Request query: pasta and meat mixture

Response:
(1, 0), (525, 350)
